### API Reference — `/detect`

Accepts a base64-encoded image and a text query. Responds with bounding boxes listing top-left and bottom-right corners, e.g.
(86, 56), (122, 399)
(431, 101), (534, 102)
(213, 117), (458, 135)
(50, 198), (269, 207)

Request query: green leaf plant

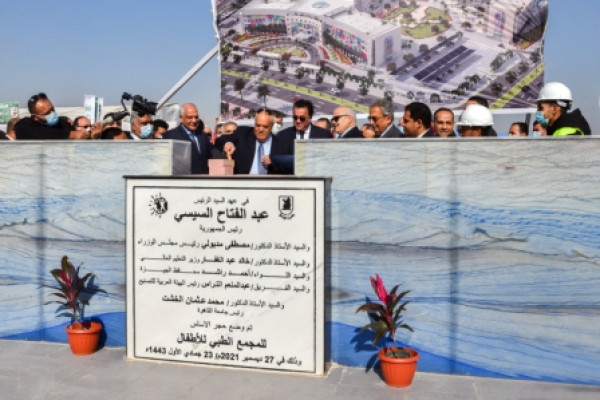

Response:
(356, 274), (414, 358)
(42, 255), (101, 327)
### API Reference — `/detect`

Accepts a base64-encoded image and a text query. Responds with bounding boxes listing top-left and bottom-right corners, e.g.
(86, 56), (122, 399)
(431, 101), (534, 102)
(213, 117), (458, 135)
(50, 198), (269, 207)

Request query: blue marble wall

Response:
(295, 137), (600, 385)
(2, 137), (599, 385)
(0, 141), (190, 346)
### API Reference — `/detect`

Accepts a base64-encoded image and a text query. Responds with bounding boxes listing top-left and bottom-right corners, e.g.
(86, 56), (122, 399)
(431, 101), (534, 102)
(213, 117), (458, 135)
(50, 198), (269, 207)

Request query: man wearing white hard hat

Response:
(535, 82), (590, 136)
(456, 104), (495, 137)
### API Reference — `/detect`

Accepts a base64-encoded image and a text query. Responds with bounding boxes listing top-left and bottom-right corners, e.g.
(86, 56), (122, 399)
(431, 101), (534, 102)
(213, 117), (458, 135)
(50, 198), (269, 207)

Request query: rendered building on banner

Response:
(238, 0), (403, 67)
(217, 0), (548, 115)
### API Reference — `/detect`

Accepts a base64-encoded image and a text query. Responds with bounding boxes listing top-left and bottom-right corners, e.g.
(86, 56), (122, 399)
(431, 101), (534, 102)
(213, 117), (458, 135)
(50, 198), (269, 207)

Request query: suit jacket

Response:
(278, 123), (331, 146)
(215, 126), (293, 175)
(14, 117), (72, 140)
(380, 124), (405, 138)
(338, 126), (363, 138)
(162, 124), (211, 174)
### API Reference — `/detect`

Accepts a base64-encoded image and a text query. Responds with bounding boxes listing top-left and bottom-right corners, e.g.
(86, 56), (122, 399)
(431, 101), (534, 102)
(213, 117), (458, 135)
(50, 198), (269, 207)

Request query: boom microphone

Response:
(102, 110), (130, 124)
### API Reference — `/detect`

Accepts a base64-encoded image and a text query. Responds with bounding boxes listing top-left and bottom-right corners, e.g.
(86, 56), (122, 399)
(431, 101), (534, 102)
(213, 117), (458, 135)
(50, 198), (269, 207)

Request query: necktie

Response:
(298, 131), (305, 139)
(257, 142), (267, 175)
(190, 132), (200, 152)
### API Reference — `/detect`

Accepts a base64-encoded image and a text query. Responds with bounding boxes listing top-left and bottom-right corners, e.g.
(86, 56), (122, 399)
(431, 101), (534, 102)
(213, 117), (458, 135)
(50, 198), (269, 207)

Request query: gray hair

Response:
(370, 99), (394, 116)
(337, 106), (356, 120)
(256, 108), (274, 124)
(179, 103), (197, 117)
(346, 107), (356, 120)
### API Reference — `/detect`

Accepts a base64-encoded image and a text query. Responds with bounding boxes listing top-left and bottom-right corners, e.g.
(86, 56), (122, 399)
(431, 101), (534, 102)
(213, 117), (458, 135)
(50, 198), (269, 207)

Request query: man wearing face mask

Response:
(271, 110), (284, 135)
(534, 82), (590, 136)
(15, 92), (88, 140)
(129, 112), (155, 140)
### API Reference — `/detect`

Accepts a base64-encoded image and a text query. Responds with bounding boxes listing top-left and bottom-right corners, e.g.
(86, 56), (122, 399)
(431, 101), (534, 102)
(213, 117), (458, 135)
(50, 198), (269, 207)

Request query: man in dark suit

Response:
(369, 99), (405, 138)
(162, 103), (211, 174)
(332, 106), (362, 138)
(216, 110), (293, 175)
(277, 99), (332, 147)
(402, 102), (433, 138)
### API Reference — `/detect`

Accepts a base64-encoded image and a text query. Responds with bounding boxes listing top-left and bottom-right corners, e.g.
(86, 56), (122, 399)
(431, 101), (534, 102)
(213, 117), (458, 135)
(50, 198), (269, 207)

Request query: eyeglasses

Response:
(293, 115), (307, 122)
(331, 115), (348, 122)
(28, 92), (48, 104)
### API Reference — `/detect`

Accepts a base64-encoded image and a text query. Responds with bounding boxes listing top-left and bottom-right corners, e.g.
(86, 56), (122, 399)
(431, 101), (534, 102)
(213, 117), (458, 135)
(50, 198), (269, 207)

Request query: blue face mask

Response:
(530, 130), (542, 137)
(45, 111), (59, 127)
(140, 124), (154, 139)
(535, 111), (549, 127)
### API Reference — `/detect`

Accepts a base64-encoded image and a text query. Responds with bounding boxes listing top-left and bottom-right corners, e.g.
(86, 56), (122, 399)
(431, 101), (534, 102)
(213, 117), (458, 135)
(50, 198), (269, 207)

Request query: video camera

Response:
(121, 92), (158, 116)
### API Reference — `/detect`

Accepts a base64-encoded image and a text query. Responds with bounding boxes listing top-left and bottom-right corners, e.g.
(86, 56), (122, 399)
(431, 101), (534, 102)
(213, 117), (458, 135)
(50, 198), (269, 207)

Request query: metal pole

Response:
(156, 45), (219, 110)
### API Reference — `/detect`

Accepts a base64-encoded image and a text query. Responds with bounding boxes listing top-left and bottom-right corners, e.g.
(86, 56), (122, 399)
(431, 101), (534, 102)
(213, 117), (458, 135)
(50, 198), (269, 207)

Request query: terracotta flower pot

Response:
(65, 321), (102, 355)
(378, 347), (419, 388)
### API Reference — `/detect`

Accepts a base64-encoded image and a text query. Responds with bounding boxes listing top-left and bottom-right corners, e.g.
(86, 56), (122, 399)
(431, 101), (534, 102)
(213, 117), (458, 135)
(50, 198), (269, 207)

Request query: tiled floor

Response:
(0, 340), (598, 400)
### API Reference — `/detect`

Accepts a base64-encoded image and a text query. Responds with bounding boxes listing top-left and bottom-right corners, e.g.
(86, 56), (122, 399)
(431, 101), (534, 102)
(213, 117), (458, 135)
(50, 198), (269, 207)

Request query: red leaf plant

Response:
(356, 274), (413, 358)
(42, 255), (97, 326)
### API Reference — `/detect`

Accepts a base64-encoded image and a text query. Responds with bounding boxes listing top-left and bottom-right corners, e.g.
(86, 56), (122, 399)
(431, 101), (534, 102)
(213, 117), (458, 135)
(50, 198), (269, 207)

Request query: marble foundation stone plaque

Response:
(126, 177), (325, 375)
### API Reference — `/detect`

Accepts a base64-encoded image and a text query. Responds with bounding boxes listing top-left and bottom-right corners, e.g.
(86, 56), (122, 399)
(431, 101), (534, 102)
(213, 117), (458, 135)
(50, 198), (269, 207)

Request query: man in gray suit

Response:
(369, 99), (405, 138)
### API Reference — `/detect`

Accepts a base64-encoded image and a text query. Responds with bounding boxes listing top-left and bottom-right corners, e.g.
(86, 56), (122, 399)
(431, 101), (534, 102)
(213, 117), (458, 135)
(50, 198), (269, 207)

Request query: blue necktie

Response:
(190, 132), (200, 152)
(257, 142), (267, 175)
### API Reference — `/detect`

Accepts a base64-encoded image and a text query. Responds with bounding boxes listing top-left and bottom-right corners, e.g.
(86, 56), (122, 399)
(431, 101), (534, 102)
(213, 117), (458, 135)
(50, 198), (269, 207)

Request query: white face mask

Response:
(272, 122), (282, 134)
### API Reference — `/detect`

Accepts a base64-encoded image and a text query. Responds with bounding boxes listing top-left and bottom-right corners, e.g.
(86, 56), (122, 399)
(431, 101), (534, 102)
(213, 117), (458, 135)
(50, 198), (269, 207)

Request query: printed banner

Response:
(215, 0), (547, 118)
(83, 95), (103, 124)
(0, 101), (20, 124)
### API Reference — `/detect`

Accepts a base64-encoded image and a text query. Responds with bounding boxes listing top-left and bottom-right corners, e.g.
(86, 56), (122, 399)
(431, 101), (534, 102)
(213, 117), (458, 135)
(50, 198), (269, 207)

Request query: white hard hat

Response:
(456, 104), (494, 127)
(536, 82), (572, 107)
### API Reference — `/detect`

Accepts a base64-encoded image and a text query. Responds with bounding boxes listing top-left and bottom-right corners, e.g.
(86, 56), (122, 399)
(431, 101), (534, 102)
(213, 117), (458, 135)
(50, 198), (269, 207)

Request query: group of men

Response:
(6, 81), (591, 175)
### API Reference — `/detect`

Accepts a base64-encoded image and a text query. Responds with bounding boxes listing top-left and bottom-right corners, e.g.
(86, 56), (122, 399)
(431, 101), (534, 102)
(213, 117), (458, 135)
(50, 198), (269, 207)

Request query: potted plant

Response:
(356, 274), (418, 387)
(43, 255), (103, 355)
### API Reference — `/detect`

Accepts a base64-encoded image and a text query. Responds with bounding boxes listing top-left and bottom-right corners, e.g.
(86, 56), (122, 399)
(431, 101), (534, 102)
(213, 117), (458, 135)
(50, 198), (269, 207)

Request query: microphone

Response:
(102, 110), (130, 124)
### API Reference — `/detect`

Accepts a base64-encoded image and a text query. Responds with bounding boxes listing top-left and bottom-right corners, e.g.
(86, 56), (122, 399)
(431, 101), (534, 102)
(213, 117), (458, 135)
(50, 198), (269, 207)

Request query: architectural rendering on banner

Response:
(216, 0), (548, 118)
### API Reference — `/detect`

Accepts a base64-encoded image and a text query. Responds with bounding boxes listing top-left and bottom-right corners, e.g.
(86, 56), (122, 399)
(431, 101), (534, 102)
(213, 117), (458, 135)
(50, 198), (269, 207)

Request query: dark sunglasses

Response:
(331, 115), (348, 122)
(368, 116), (381, 122)
(293, 115), (307, 122)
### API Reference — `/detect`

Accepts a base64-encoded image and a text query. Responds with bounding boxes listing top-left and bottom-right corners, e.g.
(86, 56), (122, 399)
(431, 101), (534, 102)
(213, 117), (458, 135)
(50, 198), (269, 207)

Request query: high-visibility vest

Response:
(553, 127), (584, 136)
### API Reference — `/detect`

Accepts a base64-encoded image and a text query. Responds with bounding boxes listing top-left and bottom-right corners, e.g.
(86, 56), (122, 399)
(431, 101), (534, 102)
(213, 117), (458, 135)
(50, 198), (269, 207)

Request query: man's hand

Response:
(262, 154), (272, 167)
(90, 122), (103, 140)
(223, 142), (235, 160)
(69, 130), (90, 140)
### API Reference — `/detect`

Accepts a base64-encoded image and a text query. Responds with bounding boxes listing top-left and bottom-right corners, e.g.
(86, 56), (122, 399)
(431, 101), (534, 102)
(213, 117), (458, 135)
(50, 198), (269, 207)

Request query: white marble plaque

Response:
(126, 178), (325, 375)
